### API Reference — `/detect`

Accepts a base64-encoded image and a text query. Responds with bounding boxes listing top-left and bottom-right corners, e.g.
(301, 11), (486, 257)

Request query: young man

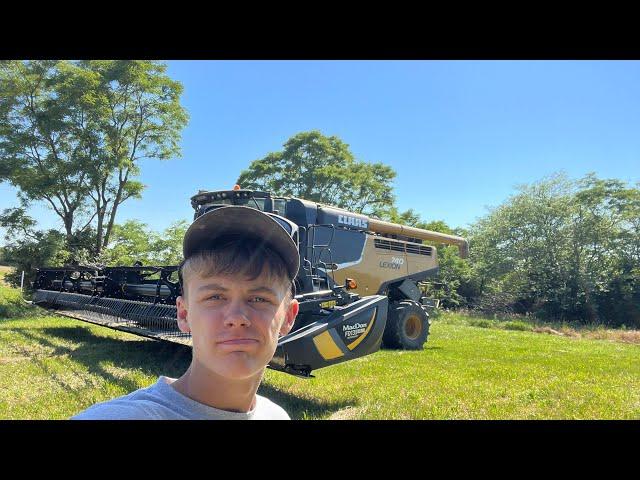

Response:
(73, 206), (300, 420)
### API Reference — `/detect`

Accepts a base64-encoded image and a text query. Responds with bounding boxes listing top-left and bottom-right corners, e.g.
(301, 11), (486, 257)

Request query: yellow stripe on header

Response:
(312, 330), (344, 360)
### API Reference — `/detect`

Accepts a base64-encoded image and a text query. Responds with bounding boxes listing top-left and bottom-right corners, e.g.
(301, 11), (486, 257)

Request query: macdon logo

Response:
(343, 322), (368, 338)
(338, 214), (368, 229)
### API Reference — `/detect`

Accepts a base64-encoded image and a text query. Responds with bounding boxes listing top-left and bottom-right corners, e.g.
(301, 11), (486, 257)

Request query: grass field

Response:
(1, 282), (638, 419)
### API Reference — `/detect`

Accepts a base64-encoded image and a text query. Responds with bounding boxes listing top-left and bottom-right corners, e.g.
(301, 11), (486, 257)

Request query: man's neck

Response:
(170, 363), (263, 413)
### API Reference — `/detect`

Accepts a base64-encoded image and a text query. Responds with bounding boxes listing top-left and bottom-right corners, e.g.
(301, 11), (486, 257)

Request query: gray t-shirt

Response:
(72, 376), (290, 420)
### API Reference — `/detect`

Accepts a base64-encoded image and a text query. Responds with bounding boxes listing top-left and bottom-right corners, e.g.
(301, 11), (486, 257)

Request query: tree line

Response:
(1, 61), (638, 327)
(467, 174), (640, 327)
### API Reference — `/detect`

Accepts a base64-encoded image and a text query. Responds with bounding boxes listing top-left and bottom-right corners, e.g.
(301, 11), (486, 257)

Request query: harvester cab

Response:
(33, 187), (469, 378)
(190, 187), (367, 297)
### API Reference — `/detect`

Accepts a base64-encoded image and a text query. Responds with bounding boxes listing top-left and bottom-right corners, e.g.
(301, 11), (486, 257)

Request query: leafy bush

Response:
(469, 319), (493, 328)
(1, 229), (71, 290)
(502, 321), (532, 331)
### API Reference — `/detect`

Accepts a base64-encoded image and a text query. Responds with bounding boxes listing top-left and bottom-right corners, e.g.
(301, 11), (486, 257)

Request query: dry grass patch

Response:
(533, 325), (640, 344)
(583, 329), (640, 344)
(0, 266), (13, 286)
(533, 326), (565, 336)
(533, 326), (580, 338)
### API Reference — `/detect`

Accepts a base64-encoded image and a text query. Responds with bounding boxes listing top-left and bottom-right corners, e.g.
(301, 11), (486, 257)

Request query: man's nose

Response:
(224, 300), (251, 327)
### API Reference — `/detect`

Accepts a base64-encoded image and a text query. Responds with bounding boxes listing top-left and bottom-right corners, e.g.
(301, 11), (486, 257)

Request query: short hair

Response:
(178, 235), (293, 300)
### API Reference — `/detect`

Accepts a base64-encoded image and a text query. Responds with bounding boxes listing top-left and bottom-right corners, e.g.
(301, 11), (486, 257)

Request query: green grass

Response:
(0, 313), (193, 419)
(1, 282), (639, 419)
(0, 273), (36, 319)
(263, 322), (640, 419)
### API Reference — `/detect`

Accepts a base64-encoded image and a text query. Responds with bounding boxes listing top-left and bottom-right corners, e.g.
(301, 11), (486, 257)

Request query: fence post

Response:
(21, 270), (25, 292)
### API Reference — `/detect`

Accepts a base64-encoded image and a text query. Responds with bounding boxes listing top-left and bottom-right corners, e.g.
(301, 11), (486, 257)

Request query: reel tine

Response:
(33, 290), (189, 340)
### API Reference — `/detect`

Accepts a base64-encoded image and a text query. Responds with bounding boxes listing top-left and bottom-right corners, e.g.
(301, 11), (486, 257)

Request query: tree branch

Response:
(42, 194), (65, 220)
(78, 210), (99, 232)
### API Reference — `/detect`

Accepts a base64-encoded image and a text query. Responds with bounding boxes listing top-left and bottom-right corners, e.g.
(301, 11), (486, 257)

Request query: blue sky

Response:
(1, 60), (639, 243)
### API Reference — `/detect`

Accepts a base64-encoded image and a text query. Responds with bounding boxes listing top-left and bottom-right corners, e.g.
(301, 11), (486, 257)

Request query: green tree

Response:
(2, 230), (70, 288)
(471, 174), (575, 315)
(0, 60), (188, 255)
(383, 206), (422, 226)
(0, 208), (71, 288)
(99, 220), (188, 267)
(152, 220), (189, 265)
(468, 173), (640, 326)
(413, 220), (473, 309)
(379, 206), (472, 308)
(568, 175), (640, 323)
(237, 130), (396, 215)
(99, 220), (159, 266)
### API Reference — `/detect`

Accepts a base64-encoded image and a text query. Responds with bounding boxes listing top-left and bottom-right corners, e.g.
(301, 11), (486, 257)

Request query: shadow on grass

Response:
(13, 324), (355, 419)
(14, 326), (192, 398)
(380, 346), (442, 351)
(257, 383), (357, 420)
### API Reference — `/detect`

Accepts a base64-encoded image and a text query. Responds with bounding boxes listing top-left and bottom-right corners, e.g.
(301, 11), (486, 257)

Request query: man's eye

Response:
(251, 297), (268, 303)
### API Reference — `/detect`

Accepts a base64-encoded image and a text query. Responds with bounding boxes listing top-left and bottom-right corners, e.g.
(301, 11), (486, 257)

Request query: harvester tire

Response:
(383, 300), (430, 350)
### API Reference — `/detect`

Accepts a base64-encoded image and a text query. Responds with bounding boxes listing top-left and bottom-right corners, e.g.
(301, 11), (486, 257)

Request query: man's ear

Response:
(176, 295), (191, 333)
(280, 298), (299, 336)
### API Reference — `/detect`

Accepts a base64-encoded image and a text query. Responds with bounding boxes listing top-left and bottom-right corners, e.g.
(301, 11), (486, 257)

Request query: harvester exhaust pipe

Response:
(366, 218), (469, 258)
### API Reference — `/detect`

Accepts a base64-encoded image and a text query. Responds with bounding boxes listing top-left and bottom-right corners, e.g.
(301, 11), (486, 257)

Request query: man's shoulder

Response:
(72, 377), (181, 420)
(72, 398), (164, 420)
(255, 395), (291, 420)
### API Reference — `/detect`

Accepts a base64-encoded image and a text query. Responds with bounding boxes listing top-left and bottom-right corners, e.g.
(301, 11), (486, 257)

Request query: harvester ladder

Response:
(306, 224), (337, 290)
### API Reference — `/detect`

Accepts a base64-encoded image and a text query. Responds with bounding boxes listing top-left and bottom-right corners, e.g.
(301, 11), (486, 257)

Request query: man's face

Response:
(176, 269), (298, 381)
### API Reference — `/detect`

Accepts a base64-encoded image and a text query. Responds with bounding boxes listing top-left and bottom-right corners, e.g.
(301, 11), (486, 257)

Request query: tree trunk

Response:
(95, 206), (106, 256)
(102, 178), (125, 250)
(63, 212), (73, 242)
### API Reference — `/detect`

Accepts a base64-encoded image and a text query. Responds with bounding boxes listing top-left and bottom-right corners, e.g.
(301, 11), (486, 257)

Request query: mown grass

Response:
(1, 282), (638, 419)
(264, 321), (640, 419)
(0, 313), (193, 419)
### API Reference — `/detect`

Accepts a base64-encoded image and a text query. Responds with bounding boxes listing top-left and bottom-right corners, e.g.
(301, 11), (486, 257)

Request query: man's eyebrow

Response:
(195, 284), (280, 296)
(248, 286), (280, 297)
(196, 283), (229, 293)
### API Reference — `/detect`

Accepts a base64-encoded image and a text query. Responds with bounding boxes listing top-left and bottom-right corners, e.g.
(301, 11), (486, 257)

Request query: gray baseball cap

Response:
(182, 205), (300, 282)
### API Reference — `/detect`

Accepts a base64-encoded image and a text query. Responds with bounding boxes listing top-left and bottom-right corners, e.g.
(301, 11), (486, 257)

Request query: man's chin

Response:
(213, 357), (266, 381)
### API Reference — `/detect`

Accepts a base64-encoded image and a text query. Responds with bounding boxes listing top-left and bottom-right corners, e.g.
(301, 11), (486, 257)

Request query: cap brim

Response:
(183, 206), (300, 282)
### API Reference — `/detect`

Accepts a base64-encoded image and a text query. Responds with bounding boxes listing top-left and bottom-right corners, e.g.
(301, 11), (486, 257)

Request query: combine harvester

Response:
(33, 187), (468, 378)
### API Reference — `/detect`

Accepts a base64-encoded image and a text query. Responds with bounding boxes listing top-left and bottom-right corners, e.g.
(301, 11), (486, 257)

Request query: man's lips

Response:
(217, 338), (259, 345)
